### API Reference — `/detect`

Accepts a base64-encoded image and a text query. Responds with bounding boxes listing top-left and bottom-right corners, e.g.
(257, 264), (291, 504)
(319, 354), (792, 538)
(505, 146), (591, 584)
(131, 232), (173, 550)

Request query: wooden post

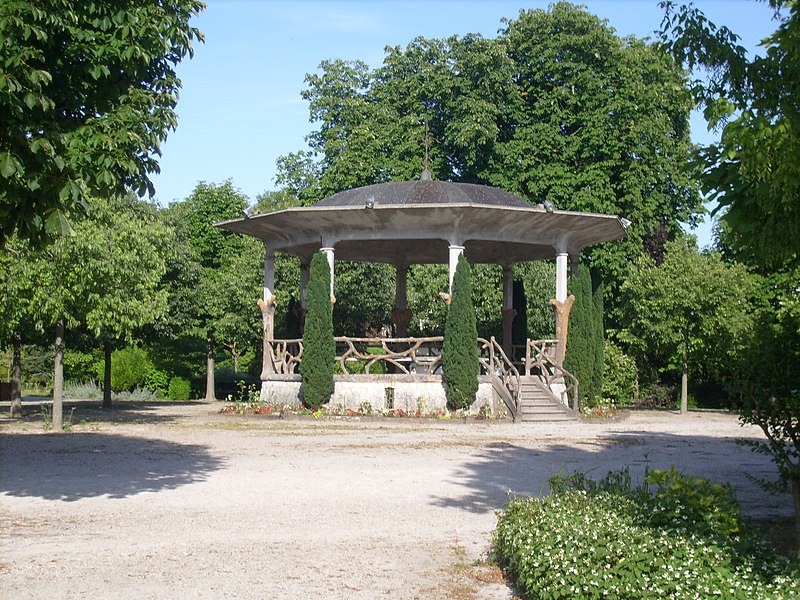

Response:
(550, 295), (575, 369)
(502, 266), (516, 359)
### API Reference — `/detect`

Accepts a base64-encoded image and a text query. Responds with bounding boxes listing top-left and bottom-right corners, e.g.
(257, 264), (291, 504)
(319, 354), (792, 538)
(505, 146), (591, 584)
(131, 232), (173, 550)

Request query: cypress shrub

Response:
(443, 254), (479, 410)
(300, 252), (335, 408)
(593, 282), (605, 402)
(564, 266), (595, 404)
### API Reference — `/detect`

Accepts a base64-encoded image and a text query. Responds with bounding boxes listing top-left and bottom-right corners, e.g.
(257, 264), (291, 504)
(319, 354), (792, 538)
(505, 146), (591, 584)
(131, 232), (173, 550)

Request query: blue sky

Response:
(149, 0), (780, 247)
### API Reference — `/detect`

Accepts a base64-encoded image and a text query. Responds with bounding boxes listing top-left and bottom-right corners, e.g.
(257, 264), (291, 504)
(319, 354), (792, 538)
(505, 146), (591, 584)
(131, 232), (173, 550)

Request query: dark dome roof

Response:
(313, 177), (533, 209)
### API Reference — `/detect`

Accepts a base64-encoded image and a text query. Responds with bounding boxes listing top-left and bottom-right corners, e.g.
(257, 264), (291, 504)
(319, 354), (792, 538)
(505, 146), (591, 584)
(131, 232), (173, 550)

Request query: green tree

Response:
(620, 238), (757, 413)
(301, 252), (334, 408)
(0, 0), (204, 247)
(659, 0), (799, 270)
(74, 195), (171, 408)
(660, 3), (800, 540)
(278, 3), (700, 317)
(170, 180), (250, 400)
(443, 255), (479, 410)
(0, 240), (41, 416)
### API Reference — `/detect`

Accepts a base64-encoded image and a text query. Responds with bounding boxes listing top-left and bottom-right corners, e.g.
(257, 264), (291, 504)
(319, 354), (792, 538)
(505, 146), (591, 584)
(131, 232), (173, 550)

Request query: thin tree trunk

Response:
(52, 317), (64, 432)
(680, 348), (688, 415)
(103, 341), (113, 409)
(233, 346), (239, 374)
(10, 333), (22, 418)
(205, 332), (216, 402)
(792, 479), (800, 558)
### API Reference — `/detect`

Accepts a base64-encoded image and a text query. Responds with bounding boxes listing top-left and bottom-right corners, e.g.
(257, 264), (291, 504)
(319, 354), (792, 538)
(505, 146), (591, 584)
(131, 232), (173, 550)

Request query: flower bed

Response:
(493, 467), (800, 599)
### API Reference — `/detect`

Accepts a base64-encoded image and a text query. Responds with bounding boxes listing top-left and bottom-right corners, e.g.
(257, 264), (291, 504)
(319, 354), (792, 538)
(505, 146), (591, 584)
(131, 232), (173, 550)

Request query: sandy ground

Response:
(0, 400), (791, 599)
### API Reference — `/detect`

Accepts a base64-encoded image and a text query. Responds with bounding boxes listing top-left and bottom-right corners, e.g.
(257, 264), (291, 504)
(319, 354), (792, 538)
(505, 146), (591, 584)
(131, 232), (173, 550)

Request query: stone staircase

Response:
(517, 377), (580, 422)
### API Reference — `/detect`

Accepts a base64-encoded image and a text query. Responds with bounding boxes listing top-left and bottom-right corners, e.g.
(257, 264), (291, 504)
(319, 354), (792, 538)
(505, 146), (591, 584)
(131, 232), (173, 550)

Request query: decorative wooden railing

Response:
(335, 337), (443, 374)
(521, 338), (580, 411)
(266, 335), (575, 414)
(478, 336), (521, 419)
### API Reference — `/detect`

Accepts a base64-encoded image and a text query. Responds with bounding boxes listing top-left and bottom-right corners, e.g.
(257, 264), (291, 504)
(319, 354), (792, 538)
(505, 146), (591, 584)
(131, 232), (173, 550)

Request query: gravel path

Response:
(0, 401), (790, 599)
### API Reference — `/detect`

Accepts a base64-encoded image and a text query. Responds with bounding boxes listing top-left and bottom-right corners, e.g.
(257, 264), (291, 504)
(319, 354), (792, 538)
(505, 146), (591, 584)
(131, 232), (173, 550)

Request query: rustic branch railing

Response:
(269, 339), (303, 374)
(478, 336), (521, 418)
(522, 338), (580, 411)
(267, 336), (569, 412)
(334, 337), (443, 374)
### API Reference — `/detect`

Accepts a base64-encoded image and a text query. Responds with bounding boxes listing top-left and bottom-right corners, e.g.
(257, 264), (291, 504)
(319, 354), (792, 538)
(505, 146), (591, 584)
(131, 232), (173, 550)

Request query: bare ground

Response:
(0, 400), (791, 599)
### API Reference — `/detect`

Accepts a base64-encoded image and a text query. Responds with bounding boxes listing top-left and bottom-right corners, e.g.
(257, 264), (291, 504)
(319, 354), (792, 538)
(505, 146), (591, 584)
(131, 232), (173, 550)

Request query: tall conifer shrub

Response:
(443, 254), (479, 410)
(300, 252), (334, 408)
(564, 266), (606, 405)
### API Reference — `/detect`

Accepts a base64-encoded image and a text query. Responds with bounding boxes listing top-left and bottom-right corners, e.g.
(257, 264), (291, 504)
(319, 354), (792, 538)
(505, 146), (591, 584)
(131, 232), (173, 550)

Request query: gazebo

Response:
(216, 170), (627, 421)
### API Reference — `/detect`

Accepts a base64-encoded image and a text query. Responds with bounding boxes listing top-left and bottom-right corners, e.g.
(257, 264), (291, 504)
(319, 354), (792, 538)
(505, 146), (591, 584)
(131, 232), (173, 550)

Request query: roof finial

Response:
(420, 120), (432, 181)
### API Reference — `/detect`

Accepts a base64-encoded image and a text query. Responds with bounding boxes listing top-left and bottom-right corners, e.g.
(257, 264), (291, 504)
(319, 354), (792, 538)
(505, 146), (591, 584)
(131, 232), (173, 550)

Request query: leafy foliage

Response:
(494, 467), (800, 599)
(301, 252), (334, 408)
(278, 3), (700, 315)
(601, 340), (637, 405)
(443, 255), (478, 410)
(659, 0), (799, 270)
(168, 376), (191, 401)
(0, 0), (204, 247)
(620, 237), (758, 401)
(564, 266), (604, 405)
(99, 346), (150, 392)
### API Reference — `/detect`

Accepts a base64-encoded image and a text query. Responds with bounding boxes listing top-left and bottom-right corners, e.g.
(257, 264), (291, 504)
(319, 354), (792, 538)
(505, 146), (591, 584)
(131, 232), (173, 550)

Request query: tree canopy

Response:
(277, 2), (700, 305)
(0, 0), (204, 247)
(659, 0), (799, 270)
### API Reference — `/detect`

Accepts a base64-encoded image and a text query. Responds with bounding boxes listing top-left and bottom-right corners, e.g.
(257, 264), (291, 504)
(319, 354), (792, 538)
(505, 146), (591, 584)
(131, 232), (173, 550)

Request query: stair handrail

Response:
(478, 337), (521, 418)
(525, 339), (580, 411)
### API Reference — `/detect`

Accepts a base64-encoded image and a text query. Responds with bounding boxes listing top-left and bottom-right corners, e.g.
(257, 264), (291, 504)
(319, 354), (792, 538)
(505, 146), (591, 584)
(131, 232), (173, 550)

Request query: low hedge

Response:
(493, 467), (800, 599)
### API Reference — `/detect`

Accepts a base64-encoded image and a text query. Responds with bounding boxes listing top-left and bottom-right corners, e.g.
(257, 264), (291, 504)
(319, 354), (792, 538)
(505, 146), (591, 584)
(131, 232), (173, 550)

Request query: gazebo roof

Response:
(216, 177), (628, 265)
(315, 173), (533, 209)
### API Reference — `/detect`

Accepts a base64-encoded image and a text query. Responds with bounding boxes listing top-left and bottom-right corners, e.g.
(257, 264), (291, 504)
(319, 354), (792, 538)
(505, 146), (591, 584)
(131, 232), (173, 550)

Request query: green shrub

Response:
(494, 468), (800, 599)
(601, 340), (637, 405)
(301, 252), (335, 408)
(640, 382), (675, 408)
(168, 376), (191, 401)
(144, 365), (170, 398)
(98, 346), (151, 392)
(443, 254), (479, 410)
(63, 350), (101, 382)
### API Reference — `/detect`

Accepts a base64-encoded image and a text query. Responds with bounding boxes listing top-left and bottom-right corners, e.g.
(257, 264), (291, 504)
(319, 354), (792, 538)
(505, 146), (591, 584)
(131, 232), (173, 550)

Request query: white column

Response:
(448, 244), (464, 292)
(321, 246), (335, 299)
(555, 251), (568, 302)
(263, 247), (275, 302)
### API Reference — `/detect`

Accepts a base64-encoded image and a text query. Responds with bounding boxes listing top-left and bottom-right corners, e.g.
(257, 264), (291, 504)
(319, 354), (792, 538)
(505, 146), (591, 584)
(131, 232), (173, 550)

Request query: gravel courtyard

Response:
(0, 401), (791, 599)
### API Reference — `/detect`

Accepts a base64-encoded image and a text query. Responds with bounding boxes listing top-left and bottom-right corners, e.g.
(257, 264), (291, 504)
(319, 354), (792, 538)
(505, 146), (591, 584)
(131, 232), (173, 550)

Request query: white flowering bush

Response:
(493, 468), (800, 599)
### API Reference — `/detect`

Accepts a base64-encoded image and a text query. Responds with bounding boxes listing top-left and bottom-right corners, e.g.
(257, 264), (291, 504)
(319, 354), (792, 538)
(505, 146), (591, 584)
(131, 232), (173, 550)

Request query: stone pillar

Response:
(502, 265), (516, 359)
(448, 244), (465, 293)
(321, 246), (335, 302)
(259, 246), (277, 379)
(555, 250), (569, 303)
(391, 265), (412, 338)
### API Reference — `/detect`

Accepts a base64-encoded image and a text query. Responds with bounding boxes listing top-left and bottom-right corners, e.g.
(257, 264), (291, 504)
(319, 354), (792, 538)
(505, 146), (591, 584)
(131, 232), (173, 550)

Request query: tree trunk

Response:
(52, 317), (64, 432)
(232, 346), (239, 374)
(680, 346), (688, 415)
(792, 479), (800, 559)
(205, 332), (216, 402)
(10, 333), (22, 418)
(103, 341), (113, 409)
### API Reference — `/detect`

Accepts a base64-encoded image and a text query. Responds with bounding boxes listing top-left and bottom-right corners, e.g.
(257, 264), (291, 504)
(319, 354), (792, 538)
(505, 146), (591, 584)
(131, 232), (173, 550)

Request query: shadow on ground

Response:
(0, 432), (224, 501)
(0, 399), (213, 427)
(430, 430), (788, 519)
